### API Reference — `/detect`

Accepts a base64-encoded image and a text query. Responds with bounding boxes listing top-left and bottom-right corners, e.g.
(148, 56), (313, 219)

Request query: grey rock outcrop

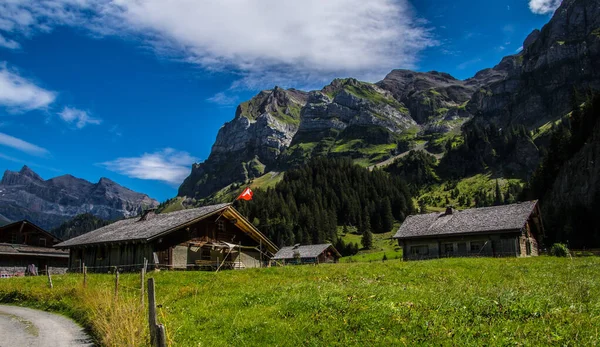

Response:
(470, 0), (600, 127)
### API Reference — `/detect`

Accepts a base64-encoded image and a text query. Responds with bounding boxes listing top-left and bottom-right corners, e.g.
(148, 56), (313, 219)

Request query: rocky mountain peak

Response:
(19, 165), (43, 181)
(523, 29), (541, 49)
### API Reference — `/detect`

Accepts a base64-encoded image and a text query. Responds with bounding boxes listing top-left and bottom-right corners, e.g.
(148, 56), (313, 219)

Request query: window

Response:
(526, 241), (532, 255)
(411, 245), (429, 255)
(38, 238), (46, 247)
(201, 248), (211, 260)
(444, 243), (454, 253)
(470, 242), (483, 252)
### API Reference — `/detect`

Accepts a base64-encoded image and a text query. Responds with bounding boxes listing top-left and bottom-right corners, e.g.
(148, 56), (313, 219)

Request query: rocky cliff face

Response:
(178, 87), (308, 198)
(470, 0), (600, 127)
(300, 78), (416, 133)
(0, 166), (158, 229)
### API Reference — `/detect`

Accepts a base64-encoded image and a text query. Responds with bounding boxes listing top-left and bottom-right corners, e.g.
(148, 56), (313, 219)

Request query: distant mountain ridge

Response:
(0, 166), (158, 229)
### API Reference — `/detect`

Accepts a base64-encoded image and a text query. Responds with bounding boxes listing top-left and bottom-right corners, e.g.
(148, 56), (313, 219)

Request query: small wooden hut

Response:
(0, 220), (68, 276)
(272, 243), (341, 265)
(55, 203), (277, 272)
(394, 200), (544, 260)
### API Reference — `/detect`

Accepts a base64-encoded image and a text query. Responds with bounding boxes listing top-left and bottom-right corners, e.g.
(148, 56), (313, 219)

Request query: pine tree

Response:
(381, 198), (394, 233)
(361, 228), (373, 250)
(494, 180), (503, 206)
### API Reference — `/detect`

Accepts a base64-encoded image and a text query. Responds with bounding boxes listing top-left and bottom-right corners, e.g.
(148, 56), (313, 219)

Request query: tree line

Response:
(235, 157), (414, 254)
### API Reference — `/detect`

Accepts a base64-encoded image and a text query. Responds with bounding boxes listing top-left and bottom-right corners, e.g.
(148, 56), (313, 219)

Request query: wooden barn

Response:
(394, 201), (543, 261)
(0, 220), (68, 276)
(272, 243), (341, 265)
(54, 203), (278, 272)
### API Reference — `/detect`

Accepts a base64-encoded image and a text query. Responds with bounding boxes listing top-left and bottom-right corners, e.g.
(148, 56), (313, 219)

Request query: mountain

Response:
(178, 0), (600, 207)
(0, 166), (158, 229)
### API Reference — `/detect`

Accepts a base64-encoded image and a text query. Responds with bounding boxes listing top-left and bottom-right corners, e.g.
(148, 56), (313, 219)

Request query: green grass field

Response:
(0, 257), (599, 346)
(339, 228), (403, 262)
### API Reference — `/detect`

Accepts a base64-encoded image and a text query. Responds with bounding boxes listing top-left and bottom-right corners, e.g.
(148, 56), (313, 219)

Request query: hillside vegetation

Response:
(0, 257), (598, 346)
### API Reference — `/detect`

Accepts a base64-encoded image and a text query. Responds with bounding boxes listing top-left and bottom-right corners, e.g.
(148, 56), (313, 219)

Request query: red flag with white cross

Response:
(236, 187), (253, 201)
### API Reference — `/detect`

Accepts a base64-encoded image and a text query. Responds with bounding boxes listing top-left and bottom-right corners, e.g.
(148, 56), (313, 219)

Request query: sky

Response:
(0, 0), (561, 202)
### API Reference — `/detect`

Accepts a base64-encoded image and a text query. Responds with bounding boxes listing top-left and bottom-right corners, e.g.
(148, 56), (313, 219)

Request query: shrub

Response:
(550, 243), (569, 257)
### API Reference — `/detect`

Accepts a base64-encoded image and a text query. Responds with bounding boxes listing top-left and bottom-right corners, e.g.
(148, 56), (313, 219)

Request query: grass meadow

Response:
(0, 257), (598, 346)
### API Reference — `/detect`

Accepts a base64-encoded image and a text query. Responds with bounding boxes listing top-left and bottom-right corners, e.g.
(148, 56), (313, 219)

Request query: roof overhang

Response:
(394, 228), (523, 241)
(0, 251), (69, 258)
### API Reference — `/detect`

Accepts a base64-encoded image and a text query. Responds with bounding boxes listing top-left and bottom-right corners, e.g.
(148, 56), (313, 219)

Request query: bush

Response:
(550, 243), (570, 257)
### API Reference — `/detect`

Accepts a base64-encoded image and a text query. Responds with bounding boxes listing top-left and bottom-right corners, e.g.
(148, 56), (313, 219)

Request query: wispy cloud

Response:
(58, 106), (101, 129)
(207, 92), (240, 106)
(0, 34), (20, 49)
(0, 132), (50, 157)
(0, 0), (436, 89)
(0, 62), (56, 112)
(100, 148), (198, 186)
(529, 0), (562, 15)
(457, 58), (482, 70)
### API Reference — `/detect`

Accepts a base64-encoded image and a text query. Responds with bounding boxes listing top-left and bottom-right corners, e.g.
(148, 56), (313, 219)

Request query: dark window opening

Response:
(470, 242), (483, 252)
(444, 243), (454, 253)
(411, 245), (429, 255)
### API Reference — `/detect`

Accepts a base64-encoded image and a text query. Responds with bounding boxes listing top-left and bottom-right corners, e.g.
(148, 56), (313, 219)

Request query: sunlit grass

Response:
(1, 257), (599, 346)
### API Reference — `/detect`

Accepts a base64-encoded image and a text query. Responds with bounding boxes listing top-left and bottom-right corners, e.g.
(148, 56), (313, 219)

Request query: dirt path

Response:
(0, 305), (93, 347)
(369, 141), (433, 170)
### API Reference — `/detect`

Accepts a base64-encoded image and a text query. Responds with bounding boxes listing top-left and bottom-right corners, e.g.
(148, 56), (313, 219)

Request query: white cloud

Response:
(0, 0), (436, 89)
(0, 62), (56, 112)
(207, 92), (239, 106)
(58, 106), (101, 128)
(0, 132), (50, 157)
(529, 0), (562, 15)
(0, 34), (20, 49)
(100, 148), (198, 186)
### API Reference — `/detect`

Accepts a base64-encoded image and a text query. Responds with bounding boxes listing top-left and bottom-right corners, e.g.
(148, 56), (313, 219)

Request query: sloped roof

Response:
(0, 243), (68, 257)
(273, 243), (341, 260)
(394, 201), (539, 239)
(0, 220), (62, 242)
(55, 203), (230, 247)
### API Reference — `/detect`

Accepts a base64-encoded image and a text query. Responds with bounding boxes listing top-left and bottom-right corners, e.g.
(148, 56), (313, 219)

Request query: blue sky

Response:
(0, 0), (559, 202)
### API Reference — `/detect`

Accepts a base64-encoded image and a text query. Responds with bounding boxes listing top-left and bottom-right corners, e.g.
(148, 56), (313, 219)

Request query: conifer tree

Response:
(494, 180), (503, 206)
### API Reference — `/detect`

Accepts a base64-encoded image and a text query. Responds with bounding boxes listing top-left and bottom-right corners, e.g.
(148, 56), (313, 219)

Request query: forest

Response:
(234, 157), (414, 255)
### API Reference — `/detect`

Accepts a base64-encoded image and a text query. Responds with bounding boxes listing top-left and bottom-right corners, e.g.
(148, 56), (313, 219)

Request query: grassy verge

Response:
(0, 258), (599, 346)
(0, 273), (147, 346)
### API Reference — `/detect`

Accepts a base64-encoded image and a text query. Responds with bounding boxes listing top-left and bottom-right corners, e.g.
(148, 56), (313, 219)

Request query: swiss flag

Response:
(236, 187), (253, 201)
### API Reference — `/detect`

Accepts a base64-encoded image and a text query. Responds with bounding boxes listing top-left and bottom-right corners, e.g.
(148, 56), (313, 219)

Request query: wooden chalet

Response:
(0, 220), (68, 276)
(272, 243), (341, 265)
(54, 203), (278, 272)
(394, 201), (543, 260)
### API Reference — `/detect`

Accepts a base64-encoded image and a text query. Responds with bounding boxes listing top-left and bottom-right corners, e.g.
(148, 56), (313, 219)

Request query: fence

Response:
(39, 259), (168, 347)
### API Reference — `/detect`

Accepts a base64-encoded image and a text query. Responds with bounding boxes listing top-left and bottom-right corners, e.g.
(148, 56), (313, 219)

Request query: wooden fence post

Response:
(148, 278), (157, 346)
(114, 267), (119, 301)
(140, 261), (146, 307)
(156, 324), (167, 347)
(46, 265), (53, 289)
(83, 263), (87, 288)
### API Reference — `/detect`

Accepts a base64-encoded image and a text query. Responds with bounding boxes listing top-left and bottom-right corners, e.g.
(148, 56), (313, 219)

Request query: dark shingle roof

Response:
(272, 243), (340, 260)
(0, 243), (68, 257)
(55, 203), (230, 247)
(394, 201), (538, 239)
